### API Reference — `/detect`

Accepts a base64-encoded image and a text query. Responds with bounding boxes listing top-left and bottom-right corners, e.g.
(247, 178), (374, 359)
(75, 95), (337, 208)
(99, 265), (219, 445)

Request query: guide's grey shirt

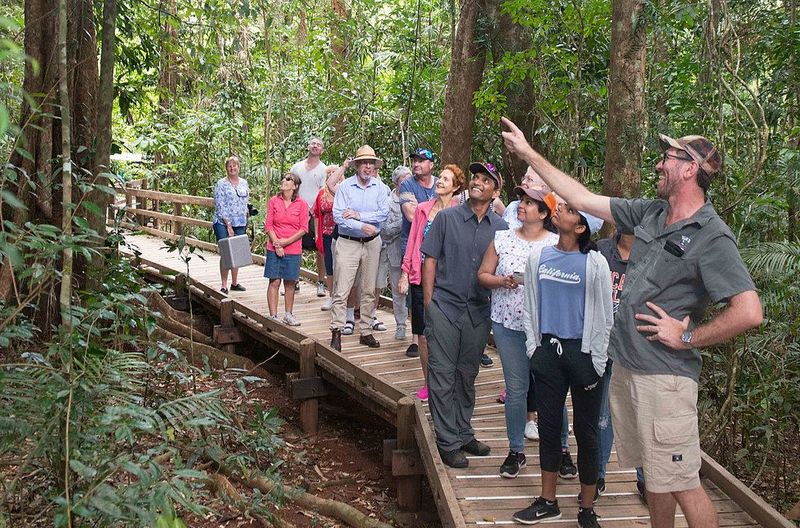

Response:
(420, 201), (508, 324)
(609, 198), (756, 382)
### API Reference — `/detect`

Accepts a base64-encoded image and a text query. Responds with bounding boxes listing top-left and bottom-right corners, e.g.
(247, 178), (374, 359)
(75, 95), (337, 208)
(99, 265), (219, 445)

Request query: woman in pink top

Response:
(398, 164), (464, 401)
(265, 172), (308, 326)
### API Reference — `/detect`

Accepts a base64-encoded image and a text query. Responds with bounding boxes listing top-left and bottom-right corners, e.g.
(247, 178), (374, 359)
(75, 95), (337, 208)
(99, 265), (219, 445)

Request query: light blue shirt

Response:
(213, 177), (249, 227)
(333, 175), (390, 238)
(538, 246), (587, 339)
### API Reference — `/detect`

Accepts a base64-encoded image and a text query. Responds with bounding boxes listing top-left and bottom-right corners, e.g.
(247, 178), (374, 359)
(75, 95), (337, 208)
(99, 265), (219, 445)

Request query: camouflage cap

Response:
(659, 133), (722, 176)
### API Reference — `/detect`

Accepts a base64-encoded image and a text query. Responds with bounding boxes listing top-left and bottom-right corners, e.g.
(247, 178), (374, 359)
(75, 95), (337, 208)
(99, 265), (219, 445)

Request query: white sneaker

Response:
(321, 297), (333, 311)
(394, 326), (406, 340)
(282, 313), (301, 326)
(524, 420), (540, 440)
(316, 281), (326, 297)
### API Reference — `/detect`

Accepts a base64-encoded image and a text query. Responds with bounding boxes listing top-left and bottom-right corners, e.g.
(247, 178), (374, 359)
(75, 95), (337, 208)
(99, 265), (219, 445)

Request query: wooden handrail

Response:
(121, 207), (213, 229)
(124, 187), (214, 207)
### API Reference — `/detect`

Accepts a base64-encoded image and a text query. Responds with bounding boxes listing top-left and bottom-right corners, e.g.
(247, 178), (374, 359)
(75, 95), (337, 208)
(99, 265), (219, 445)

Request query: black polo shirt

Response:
(420, 201), (508, 324)
(609, 198), (756, 381)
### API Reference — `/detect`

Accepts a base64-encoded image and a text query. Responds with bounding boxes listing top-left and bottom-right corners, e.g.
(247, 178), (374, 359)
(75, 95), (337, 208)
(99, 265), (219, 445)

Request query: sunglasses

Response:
(414, 149), (434, 160)
(235, 187), (249, 198)
(282, 176), (295, 182)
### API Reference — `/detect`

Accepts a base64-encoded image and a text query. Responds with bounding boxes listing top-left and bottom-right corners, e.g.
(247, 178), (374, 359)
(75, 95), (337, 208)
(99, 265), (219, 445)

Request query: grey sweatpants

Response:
(425, 301), (491, 451)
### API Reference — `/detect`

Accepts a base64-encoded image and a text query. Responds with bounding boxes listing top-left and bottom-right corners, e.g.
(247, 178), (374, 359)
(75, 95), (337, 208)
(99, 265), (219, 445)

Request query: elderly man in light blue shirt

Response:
(329, 145), (390, 352)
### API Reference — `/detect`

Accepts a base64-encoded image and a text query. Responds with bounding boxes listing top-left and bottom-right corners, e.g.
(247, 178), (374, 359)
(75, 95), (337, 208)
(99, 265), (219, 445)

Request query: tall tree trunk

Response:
(58, 0), (73, 330)
(440, 0), (487, 172)
(602, 0), (647, 199)
(485, 1), (537, 194)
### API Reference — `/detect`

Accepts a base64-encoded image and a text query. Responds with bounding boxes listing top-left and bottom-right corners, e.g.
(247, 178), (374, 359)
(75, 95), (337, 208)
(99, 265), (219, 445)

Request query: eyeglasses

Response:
(662, 152), (692, 164)
(282, 176), (295, 182)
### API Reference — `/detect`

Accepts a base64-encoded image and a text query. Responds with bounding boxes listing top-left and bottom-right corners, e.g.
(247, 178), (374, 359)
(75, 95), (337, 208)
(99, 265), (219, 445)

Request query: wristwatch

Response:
(681, 330), (693, 346)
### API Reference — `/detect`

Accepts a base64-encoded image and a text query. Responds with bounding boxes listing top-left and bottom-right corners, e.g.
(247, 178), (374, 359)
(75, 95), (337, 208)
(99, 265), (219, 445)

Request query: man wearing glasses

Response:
(502, 118), (763, 528)
(291, 137), (328, 297)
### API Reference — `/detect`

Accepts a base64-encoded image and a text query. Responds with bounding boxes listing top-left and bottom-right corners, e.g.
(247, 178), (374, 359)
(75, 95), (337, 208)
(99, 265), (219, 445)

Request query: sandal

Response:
(342, 321), (355, 335)
(371, 319), (387, 331)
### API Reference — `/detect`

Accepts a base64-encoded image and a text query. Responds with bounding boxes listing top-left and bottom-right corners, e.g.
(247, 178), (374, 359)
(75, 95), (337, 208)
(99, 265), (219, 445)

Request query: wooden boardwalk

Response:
(123, 230), (788, 528)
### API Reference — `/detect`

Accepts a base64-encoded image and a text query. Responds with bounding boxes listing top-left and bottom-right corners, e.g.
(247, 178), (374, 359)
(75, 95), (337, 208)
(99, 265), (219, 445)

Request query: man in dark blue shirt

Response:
(421, 161), (508, 468)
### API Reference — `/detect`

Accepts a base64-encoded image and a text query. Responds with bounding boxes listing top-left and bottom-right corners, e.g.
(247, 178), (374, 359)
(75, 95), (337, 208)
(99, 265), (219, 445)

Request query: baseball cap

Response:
(514, 186), (549, 203)
(469, 161), (503, 189)
(579, 211), (604, 235)
(658, 133), (722, 176)
(410, 148), (435, 161)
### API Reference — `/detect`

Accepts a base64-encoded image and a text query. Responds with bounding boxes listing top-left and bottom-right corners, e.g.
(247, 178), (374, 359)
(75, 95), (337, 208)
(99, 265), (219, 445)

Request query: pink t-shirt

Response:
(264, 195), (309, 255)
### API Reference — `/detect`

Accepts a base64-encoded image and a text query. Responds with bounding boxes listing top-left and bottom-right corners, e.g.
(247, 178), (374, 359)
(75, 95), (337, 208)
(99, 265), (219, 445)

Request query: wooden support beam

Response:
(298, 338), (320, 434)
(394, 396), (421, 512)
(218, 299), (236, 357)
(174, 202), (183, 236)
(382, 439), (397, 467)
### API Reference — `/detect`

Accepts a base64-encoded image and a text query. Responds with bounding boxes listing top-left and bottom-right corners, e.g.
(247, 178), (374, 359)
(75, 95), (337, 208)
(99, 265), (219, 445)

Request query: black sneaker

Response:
(480, 353), (494, 367)
(558, 451), (578, 479)
(499, 451), (527, 478)
(512, 496), (561, 525)
(439, 447), (468, 468)
(230, 283), (246, 291)
(636, 480), (647, 504)
(405, 343), (419, 358)
(577, 507), (601, 528)
(461, 438), (490, 456)
(577, 478), (603, 503)
(295, 282), (300, 291)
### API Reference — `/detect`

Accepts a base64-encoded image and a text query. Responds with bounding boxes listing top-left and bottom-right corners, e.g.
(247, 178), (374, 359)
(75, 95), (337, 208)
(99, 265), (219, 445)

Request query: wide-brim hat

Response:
(658, 133), (721, 175)
(469, 161), (502, 189)
(352, 144), (383, 168)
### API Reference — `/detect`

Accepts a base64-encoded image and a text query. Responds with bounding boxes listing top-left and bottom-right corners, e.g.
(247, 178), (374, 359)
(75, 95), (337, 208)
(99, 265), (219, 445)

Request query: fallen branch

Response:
(147, 291), (212, 335)
(152, 326), (255, 371)
(214, 461), (393, 528)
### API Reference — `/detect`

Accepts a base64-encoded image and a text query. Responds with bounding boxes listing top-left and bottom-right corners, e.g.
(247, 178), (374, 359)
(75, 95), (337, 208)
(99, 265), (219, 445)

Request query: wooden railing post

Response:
(139, 179), (149, 226)
(393, 396), (422, 512)
(174, 202), (183, 236)
(214, 299), (242, 358)
(299, 339), (319, 434)
(287, 340), (327, 435)
(174, 273), (187, 297)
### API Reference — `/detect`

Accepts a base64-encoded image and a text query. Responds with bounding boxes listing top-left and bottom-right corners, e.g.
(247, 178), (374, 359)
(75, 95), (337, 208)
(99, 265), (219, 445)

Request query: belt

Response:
(339, 233), (379, 243)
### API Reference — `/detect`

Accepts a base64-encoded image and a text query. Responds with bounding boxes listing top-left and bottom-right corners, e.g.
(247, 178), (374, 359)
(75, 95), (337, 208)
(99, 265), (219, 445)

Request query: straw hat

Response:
(352, 145), (383, 168)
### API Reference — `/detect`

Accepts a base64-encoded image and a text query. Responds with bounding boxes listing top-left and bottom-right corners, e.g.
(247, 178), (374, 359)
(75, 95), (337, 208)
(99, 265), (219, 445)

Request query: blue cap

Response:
(411, 148), (435, 161)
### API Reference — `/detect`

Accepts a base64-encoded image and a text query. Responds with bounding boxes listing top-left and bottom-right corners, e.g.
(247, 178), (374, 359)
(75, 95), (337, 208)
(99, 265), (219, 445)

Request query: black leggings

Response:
(531, 335), (603, 485)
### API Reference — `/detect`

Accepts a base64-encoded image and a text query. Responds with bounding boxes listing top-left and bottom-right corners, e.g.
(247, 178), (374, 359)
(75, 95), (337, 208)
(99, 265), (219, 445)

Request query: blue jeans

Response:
(493, 323), (570, 453)
(597, 360), (645, 483)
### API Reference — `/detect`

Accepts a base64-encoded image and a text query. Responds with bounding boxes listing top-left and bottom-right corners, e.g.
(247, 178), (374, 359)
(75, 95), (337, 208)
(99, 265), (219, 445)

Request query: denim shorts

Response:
(213, 223), (246, 241)
(264, 251), (301, 281)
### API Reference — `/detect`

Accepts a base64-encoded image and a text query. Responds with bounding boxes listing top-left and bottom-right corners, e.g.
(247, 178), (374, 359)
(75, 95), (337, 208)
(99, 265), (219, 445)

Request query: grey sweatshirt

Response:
(523, 248), (614, 377)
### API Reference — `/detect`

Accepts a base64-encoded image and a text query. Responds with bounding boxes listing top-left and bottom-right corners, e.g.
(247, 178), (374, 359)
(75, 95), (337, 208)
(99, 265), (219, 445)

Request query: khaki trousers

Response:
(330, 236), (382, 335)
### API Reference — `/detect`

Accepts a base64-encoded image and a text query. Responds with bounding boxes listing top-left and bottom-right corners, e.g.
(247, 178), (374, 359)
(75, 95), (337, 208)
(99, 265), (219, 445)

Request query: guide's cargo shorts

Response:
(609, 363), (702, 493)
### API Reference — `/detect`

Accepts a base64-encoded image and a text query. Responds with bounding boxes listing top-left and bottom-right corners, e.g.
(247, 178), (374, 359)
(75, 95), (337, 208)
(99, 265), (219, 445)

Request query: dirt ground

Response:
(189, 340), (443, 528)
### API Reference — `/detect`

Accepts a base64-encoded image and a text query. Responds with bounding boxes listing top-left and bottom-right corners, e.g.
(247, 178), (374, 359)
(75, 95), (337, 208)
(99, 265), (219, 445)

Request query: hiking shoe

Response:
(330, 329), (342, 352)
(577, 507), (601, 528)
(461, 438), (490, 456)
(416, 385), (428, 402)
(282, 313), (301, 326)
(577, 478), (603, 504)
(512, 496), (561, 525)
(480, 353), (493, 367)
(359, 334), (380, 348)
(405, 343), (419, 358)
(499, 451), (527, 478)
(636, 480), (647, 504)
(230, 283), (246, 291)
(559, 451), (578, 479)
(524, 420), (539, 440)
(439, 448), (468, 468)
(316, 281), (325, 297)
(321, 297), (333, 311)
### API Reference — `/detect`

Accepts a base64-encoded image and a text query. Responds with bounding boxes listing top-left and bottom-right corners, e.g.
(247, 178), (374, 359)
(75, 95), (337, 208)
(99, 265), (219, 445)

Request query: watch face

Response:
(681, 331), (692, 343)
